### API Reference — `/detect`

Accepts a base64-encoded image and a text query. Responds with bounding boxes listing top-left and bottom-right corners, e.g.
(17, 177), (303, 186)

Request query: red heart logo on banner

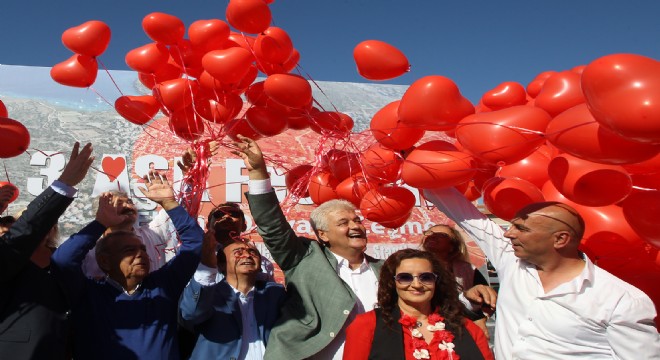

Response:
(101, 157), (126, 182)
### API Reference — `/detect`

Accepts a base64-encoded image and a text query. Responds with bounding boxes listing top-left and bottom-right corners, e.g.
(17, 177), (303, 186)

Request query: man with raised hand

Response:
(425, 187), (660, 359)
(51, 170), (204, 360)
(234, 135), (383, 360)
(179, 216), (285, 359)
(0, 142), (94, 360)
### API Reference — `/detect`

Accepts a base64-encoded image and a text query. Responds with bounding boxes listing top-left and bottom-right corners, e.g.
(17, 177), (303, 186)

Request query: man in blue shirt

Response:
(52, 170), (204, 360)
(180, 203), (285, 360)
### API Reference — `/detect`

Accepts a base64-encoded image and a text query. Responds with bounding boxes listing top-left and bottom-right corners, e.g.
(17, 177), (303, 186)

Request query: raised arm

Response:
(140, 171), (203, 296)
(234, 135), (310, 270)
(0, 142), (93, 282)
(423, 187), (513, 272)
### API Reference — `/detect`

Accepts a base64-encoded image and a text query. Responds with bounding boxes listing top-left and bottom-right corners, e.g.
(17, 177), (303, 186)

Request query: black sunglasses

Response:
(211, 208), (244, 220)
(394, 272), (438, 285)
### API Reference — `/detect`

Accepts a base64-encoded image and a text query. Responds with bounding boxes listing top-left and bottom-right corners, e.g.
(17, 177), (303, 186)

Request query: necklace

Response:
(399, 312), (459, 360)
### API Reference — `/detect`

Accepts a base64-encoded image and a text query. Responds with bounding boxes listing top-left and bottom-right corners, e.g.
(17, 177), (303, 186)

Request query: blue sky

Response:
(1, 0), (659, 102)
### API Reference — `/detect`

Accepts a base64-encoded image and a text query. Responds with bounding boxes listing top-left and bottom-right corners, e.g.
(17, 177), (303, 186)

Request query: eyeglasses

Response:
(394, 272), (438, 285)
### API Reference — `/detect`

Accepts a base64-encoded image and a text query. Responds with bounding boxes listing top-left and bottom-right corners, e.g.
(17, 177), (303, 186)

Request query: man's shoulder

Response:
(591, 264), (651, 300)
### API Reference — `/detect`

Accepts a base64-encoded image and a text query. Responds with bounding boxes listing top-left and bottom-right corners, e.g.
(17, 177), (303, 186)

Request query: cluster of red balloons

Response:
(0, 99), (26, 210)
(284, 146), (416, 228)
(109, 2), (362, 143)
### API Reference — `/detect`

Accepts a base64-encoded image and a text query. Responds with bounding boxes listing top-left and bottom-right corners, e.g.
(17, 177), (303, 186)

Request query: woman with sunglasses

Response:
(343, 249), (493, 360)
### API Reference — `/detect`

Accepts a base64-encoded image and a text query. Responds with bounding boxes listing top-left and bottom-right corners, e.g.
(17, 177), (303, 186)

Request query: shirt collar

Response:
(230, 284), (256, 298)
(332, 252), (370, 272)
(105, 275), (143, 296)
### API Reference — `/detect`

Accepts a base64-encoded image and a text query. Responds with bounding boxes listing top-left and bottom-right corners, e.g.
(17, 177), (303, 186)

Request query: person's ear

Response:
(553, 231), (572, 249)
(317, 230), (331, 246)
(97, 253), (111, 273)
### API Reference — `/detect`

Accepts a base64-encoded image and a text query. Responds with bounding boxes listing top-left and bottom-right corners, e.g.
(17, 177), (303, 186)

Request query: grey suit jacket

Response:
(246, 191), (383, 360)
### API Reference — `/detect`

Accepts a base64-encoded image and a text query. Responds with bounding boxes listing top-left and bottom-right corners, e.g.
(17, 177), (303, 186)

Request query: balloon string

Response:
(178, 141), (211, 217)
(295, 63), (339, 113)
(454, 121), (546, 136)
(542, 120), (598, 138)
(97, 58), (124, 97)
(87, 86), (114, 107)
(2, 161), (10, 183)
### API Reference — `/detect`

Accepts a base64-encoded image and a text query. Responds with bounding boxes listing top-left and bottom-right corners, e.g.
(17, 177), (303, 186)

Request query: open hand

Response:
(138, 171), (178, 210)
(95, 192), (130, 227)
(232, 135), (268, 180)
(58, 142), (94, 187)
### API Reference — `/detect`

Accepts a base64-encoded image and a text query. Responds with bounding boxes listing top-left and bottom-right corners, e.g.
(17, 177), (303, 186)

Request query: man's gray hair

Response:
(309, 199), (356, 237)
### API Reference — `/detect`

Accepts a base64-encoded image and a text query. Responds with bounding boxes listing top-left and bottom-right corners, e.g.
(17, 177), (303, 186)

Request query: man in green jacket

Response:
(235, 135), (383, 360)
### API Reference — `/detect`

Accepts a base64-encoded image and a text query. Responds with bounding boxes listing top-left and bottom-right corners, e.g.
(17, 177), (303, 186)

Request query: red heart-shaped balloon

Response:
(264, 73), (312, 109)
(61, 20), (111, 57)
(285, 165), (314, 199)
(456, 105), (551, 165)
(370, 100), (425, 151)
(0, 100), (8, 118)
(226, 0), (272, 34)
(188, 19), (230, 53)
(360, 186), (416, 228)
(481, 81), (527, 110)
(401, 140), (476, 189)
(548, 153), (632, 207)
(496, 145), (553, 189)
(245, 106), (288, 137)
(398, 76), (474, 131)
(546, 103), (660, 164)
(125, 43), (169, 74)
(361, 144), (403, 184)
(202, 48), (254, 85)
(0, 181), (19, 203)
(308, 170), (340, 205)
(336, 176), (371, 208)
(195, 93), (243, 124)
(255, 26), (294, 64)
(152, 78), (199, 112)
(582, 53), (660, 143)
(353, 40), (410, 81)
(534, 71), (585, 117)
(482, 177), (545, 221)
(115, 95), (160, 125)
(0, 117), (29, 158)
(142, 12), (185, 45)
(50, 54), (98, 88)
(622, 191), (660, 248)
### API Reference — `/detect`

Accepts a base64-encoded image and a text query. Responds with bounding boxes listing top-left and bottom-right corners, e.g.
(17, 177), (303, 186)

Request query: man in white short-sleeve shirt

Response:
(426, 187), (660, 359)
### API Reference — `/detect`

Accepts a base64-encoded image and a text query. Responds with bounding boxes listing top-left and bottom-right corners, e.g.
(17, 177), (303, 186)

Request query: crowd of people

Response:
(0, 138), (658, 360)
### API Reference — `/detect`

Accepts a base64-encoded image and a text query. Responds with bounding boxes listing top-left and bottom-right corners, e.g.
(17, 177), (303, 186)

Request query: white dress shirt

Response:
(310, 254), (379, 360)
(425, 187), (660, 360)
